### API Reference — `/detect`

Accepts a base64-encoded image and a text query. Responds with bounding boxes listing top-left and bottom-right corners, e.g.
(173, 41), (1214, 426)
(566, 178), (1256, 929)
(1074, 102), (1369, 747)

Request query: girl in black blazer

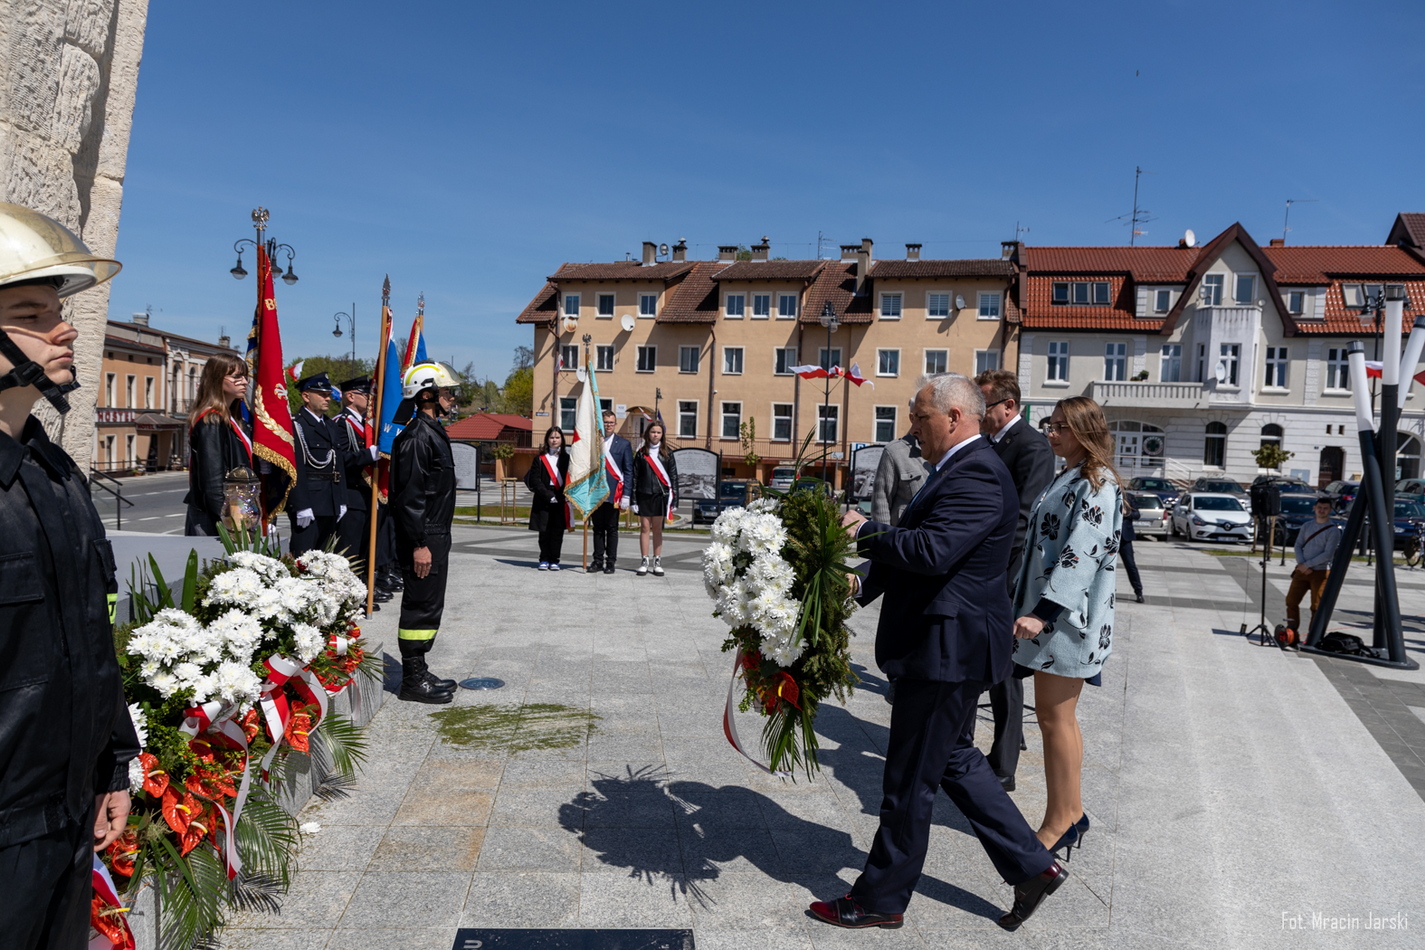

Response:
(631, 421), (678, 576)
(183, 353), (253, 536)
(525, 426), (571, 570)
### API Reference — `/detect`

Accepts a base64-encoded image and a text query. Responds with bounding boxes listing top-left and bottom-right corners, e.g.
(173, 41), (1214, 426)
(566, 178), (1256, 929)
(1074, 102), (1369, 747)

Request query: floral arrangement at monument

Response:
(704, 488), (859, 778)
(95, 533), (376, 949)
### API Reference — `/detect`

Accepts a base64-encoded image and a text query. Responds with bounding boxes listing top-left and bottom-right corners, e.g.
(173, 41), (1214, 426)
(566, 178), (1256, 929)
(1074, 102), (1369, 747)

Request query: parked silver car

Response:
(1171, 492), (1252, 543)
(1128, 491), (1168, 540)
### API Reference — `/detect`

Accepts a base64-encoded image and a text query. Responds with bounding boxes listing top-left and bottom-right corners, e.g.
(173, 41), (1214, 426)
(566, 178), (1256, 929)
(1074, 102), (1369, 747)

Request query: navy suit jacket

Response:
(857, 436), (1019, 685)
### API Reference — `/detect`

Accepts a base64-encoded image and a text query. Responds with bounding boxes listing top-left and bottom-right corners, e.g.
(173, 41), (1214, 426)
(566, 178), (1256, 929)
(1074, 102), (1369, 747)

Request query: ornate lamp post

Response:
(229, 207), (298, 287)
(332, 306), (356, 365)
(818, 301), (840, 483)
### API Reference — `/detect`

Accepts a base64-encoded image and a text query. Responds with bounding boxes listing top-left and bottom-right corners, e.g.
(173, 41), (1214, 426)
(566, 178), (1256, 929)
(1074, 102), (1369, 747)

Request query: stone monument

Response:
(1, 0), (149, 469)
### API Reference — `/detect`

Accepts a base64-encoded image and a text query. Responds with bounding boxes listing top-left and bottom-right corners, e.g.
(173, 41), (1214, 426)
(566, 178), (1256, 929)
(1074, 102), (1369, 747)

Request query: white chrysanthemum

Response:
(249, 586), (285, 621)
(292, 623), (325, 663)
(128, 758), (145, 794)
(227, 550), (288, 582)
(172, 660), (203, 687)
(742, 516), (787, 557)
(205, 567), (264, 606)
(746, 497), (780, 515)
(275, 576), (311, 618)
(763, 636), (804, 666)
(150, 670), (181, 699)
(215, 660), (262, 705)
(189, 671), (219, 703)
(710, 507), (748, 544)
(209, 609), (263, 658)
(127, 702), (148, 749)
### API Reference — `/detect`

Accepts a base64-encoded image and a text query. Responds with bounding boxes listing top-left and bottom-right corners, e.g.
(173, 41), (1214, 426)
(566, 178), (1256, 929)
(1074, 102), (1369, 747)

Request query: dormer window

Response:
(1051, 281), (1111, 306)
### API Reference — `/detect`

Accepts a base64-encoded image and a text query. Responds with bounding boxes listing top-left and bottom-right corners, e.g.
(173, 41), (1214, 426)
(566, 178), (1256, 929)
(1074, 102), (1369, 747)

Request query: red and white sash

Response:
(645, 451), (676, 519)
(603, 438), (625, 506)
(198, 409), (253, 466)
(541, 454), (573, 528)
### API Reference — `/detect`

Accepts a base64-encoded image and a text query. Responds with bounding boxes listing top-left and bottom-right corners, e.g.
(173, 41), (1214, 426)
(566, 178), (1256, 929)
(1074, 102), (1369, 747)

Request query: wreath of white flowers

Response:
(703, 498), (805, 666)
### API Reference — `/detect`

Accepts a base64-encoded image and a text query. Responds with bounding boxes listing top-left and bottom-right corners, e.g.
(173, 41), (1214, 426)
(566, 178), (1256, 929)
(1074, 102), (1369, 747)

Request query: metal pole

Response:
(365, 278), (391, 617)
(823, 321), (832, 483)
(351, 301), (357, 364)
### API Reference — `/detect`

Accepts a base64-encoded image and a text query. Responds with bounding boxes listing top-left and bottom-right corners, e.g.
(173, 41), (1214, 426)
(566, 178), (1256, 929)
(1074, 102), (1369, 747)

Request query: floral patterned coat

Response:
(1010, 463), (1122, 679)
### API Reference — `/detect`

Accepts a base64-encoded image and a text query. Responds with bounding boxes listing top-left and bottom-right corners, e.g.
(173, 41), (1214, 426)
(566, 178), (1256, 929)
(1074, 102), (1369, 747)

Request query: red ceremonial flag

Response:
(247, 245), (298, 521)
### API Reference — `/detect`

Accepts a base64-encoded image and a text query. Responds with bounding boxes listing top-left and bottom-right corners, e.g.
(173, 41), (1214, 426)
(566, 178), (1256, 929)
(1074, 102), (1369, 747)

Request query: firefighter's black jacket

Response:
(391, 410), (455, 549)
(0, 417), (140, 847)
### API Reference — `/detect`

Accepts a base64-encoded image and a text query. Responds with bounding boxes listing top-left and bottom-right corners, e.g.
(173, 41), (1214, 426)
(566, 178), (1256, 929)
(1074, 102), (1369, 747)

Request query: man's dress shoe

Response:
(808, 896), (903, 930)
(997, 861), (1068, 931)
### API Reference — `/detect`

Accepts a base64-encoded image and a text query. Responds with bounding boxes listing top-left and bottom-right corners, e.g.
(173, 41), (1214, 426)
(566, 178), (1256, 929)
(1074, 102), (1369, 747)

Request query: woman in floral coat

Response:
(1010, 395), (1122, 860)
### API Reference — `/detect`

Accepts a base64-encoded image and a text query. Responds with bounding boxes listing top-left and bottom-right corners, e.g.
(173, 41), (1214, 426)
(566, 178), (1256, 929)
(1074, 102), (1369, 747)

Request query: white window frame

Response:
(876, 348), (900, 377)
(1154, 289), (1172, 313)
(777, 293), (799, 319)
(1160, 343), (1182, 382)
(639, 292), (658, 318)
(679, 345), (701, 374)
(873, 405), (898, 444)
(927, 292), (951, 319)
(977, 292), (1002, 320)
(105, 373), (115, 406)
(774, 347), (798, 376)
(563, 293), (580, 318)
(1326, 347), (1350, 391)
(752, 293), (771, 319)
(1219, 343), (1241, 387)
(1104, 342), (1127, 381)
(818, 347), (842, 371)
(559, 345), (579, 371)
(144, 377), (154, 409)
(1234, 274), (1257, 305)
(636, 345), (657, 373)
(595, 345), (614, 372)
(596, 292), (615, 318)
(677, 400), (698, 439)
(924, 349), (948, 375)
(126, 374), (136, 407)
(125, 434), (135, 466)
(559, 396), (576, 432)
(1202, 274), (1224, 306)
(1047, 341), (1070, 382)
(720, 401), (742, 440)
(725, 293), (745, 319)
(722, 346), (744, 375)
(879, 292), (903, 320)
(1287, 290), (1305, 315)
(1264, 346), (1289, 389)
(975, 349), (1001, 373)
(817, 404), (839, 444)
(771, 403), (793, 442)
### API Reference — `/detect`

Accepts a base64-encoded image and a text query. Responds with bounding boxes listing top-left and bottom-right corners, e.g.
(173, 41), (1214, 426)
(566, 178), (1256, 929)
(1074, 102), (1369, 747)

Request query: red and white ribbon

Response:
(541, 454), (574, 528)
(722, 653), (789, 777)
(90, 854), (135, 949)
(604, 447), (625, 506)
(646, 452), (676, 519)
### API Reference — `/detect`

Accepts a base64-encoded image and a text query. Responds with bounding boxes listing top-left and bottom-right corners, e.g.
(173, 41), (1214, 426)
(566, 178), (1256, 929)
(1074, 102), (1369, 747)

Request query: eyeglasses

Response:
(1039, 422), (1069, 434)
(984, 398), (1009, 410)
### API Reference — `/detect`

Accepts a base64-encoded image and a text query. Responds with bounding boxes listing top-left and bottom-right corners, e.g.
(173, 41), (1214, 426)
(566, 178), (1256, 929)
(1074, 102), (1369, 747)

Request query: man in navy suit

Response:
(590, 409), (635, 573)
(809, 374), (1066, 932)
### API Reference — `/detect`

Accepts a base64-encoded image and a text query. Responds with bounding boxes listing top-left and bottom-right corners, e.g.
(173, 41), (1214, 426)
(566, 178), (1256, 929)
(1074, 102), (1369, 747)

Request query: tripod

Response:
(1243, 515), (1278, 645)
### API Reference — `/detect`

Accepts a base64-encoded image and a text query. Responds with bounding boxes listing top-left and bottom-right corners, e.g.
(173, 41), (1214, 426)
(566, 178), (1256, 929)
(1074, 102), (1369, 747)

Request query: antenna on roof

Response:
(1106, 166), (1156, 245)
(1015, 221), (1030, 241)
(1282, 198), (1318, 245)
(816, 230), (834, 260)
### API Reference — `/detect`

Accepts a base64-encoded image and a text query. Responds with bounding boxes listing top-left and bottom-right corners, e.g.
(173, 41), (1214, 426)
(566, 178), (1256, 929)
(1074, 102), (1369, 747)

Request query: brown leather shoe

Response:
(997, 861), (1068, 931)
(808, 896), (903, 929)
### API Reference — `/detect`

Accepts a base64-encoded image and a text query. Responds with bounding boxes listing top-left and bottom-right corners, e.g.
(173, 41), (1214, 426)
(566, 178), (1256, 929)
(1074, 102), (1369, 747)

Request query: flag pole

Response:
(365, 275), (391, 617)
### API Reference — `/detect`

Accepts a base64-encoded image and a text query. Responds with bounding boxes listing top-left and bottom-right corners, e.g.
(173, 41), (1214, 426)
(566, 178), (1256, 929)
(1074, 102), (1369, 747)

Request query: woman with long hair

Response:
(1010, 395), (1122, 859)
(183, 353), (252, 536)
(524, 425), (570, 570)
(631, 421), (678, 576)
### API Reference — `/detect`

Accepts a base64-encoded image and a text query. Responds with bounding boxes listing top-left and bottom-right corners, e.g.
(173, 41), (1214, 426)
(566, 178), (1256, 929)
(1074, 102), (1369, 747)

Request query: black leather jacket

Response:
(184, 410), (251, 520)
(0, 418), (139, 846)
(391, 411), (455, 549)
(633, 447), (679, 505)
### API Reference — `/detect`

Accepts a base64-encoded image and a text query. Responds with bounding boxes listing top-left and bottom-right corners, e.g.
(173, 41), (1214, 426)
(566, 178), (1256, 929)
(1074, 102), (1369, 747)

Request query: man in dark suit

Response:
(810, 373), (1065, 932)
(976, 369), (1056, 792)
(289, 372), (345, 556)
(334, 376), (391, 605)
(590, 409), (635, 573)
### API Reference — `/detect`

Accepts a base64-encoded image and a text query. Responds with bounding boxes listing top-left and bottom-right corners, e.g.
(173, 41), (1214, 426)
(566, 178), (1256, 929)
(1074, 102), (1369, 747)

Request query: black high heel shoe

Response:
(1050, 814), (1090, 860)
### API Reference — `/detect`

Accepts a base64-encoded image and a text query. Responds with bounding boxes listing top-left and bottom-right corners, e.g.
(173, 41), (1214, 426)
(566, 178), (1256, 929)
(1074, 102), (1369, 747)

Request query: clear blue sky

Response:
(109, 0), (1425, 384)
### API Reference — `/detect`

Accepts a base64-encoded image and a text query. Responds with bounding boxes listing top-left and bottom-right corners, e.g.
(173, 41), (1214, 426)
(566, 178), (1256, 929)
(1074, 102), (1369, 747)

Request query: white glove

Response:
(620, 497), (630, 511)
(631, 502), (639, 514)
(368, 446), (379, 462)
(296, 508), (314, 528)
(339, 505), (348, 520)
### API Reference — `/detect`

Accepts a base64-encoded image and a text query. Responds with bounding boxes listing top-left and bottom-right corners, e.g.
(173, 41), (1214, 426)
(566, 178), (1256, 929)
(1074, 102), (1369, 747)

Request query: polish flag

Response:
(1363, 360), (1425, 386)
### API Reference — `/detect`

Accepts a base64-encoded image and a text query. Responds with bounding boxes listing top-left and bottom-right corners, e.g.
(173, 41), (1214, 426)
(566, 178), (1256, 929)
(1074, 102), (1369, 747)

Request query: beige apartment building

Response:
(517, 238), (1016, 486)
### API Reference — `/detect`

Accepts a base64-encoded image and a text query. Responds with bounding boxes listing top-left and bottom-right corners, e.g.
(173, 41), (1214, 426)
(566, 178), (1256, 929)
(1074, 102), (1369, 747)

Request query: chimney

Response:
(1269, 238), (1285, 247)
(672, 238), (687, 262)
(717, 245), (739, 261)
(840, 244), (860, 261)
(751, 236), (770, 261)
(218, 334), (231, 350)
(641, 241), (657, 265)
(131, 311), (149, 326)
(905, 243), (922, 261)
(855, 238), (873, 295)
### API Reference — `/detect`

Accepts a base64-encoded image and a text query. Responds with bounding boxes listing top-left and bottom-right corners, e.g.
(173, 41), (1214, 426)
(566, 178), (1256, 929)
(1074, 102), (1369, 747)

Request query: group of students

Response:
(524, 409), (679, 575)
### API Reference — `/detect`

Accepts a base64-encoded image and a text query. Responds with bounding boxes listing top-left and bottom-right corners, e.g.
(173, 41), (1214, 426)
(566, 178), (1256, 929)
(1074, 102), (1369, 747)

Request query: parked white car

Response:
(1128, 491), (1168, 540)
(1171, 492), (1252, 543)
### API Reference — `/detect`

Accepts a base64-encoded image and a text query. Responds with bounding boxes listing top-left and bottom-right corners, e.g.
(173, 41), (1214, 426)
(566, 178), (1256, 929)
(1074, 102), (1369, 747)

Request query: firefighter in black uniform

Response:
(391, 361), (461, 703)
(288, 372), (346, 556)
(0, 201), (141, 948)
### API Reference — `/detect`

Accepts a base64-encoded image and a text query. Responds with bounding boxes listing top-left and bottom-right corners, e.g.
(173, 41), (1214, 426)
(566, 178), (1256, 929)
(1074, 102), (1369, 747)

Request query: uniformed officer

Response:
(289, 371), (346, 556)
(0, 201), (140, 948)
(391, 361), (460, 703)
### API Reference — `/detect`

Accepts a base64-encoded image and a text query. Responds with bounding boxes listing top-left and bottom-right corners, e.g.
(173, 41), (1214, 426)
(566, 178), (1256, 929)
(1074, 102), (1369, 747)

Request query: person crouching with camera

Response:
(1285, 498), (1340, 633)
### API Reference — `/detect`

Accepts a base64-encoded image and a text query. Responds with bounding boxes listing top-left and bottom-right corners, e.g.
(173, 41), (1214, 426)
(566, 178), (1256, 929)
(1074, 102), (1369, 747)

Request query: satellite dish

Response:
(562, 317), (578, 333)
(659, 243), (669, 256)
(954, 294), (967, 310)
(620, 314), (636, 332)
(1214, 361), (1227, 383)
(1184, 229), (1197, 248)
(576, 367), (588, 383)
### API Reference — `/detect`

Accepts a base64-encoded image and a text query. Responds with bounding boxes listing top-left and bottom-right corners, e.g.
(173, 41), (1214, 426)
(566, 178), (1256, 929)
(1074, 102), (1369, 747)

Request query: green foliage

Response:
(491, 442), (516, 461)
(429, 703), (600, 753)
(501, 366), (533, 415)
(281, 354), (375, 416)
(740, 417), (761, 468)
(1253, 442), (1293, 470)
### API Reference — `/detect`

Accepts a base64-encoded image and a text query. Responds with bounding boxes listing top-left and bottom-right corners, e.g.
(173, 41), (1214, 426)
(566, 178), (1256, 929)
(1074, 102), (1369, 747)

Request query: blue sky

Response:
(110, 0), (1425, 383)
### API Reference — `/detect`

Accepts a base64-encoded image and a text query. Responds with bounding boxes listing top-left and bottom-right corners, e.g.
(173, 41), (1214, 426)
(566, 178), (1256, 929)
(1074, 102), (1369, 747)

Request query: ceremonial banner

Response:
(565, 358), (609, 520)
(246, 246), (297, 521)
(376, 309), (404, 455)
(401, 311), (427, 372)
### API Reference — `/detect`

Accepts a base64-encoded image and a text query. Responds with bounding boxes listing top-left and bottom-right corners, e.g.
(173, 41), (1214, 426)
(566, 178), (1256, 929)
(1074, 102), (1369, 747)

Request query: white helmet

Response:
(0, 201), (121, 296)
(402, 361), (460, 399)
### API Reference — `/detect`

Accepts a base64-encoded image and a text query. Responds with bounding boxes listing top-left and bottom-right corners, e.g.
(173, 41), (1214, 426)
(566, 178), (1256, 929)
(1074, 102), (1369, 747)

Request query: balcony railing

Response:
(1089, 380), (1208, 410)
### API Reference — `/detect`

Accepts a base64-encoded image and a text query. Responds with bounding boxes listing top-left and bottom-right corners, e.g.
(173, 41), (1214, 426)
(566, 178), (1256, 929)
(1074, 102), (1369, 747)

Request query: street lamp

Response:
(818, 301), (840, 484)
(332, 305), (356, 364)
(229, 207), (299, 286)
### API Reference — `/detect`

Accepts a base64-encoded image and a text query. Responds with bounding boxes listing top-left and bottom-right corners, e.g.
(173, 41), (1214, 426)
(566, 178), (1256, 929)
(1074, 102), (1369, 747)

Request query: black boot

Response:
(381, 566), (404, 591)
(400, 655), (452, 704)
(424, 669), (458, 692)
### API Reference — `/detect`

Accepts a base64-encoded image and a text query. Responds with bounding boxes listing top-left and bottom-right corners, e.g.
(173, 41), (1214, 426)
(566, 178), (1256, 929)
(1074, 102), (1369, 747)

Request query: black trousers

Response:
(184, 505), (218, 536)
(986, 676), (1024, 780)
(0, 817), (94, 950)
(591, 502), (620, 565)
(334, 505), (369, 563)
(288, 513), (338, 557)
(1119, 534), (1143, 594)
(537, 519), (565, 564)
(398, 533), (450, 660)
(850, 677), (1052, 915)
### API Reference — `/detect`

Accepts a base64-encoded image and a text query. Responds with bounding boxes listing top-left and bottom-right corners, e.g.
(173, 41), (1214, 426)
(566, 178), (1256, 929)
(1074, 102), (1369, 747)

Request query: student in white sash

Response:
(591, 409), (634, 573)
(525, 426), (571, 570)
(631, 420), (679, 576)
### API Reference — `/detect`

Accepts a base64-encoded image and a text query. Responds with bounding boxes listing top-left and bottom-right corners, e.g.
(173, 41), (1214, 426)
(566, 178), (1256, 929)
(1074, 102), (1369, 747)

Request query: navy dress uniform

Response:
(288, 372), (345, 556)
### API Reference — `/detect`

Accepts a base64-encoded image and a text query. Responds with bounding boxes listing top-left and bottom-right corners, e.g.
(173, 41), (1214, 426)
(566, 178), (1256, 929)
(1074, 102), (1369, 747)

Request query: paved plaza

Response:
(215, 527), (1425, 949)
